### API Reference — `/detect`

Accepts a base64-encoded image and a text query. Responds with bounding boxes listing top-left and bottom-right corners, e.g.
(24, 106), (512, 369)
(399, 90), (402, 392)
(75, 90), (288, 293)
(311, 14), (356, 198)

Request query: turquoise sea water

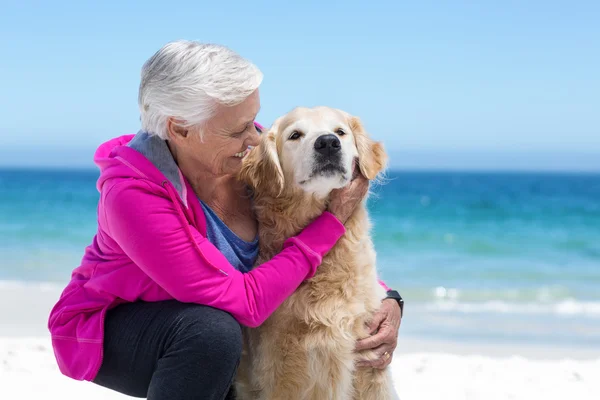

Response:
(1, 168), (599, 348)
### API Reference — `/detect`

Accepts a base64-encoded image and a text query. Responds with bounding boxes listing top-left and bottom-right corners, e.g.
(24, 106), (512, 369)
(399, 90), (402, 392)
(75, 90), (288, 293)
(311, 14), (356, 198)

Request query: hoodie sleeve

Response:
(378, 280), (391, 292)
(102, 180), (345, 328)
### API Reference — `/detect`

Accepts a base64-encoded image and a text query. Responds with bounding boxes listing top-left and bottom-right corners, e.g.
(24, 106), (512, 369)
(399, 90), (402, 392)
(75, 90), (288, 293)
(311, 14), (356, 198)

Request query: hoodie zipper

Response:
(161, 180), (229, 276)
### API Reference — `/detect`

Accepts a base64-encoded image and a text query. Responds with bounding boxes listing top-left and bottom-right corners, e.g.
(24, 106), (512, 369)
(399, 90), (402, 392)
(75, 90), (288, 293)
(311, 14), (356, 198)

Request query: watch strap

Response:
(384, 289), (404, 317)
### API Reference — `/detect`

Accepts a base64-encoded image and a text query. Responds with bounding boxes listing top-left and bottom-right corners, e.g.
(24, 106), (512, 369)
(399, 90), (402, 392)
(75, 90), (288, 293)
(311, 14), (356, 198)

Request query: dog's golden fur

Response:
(236, 107), (396, 399)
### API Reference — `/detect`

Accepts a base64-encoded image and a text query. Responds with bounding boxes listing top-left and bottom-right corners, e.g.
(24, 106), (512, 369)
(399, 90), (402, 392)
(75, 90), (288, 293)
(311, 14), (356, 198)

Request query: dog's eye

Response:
(336, 128), (346, 136)
(289, 131), (302, 140)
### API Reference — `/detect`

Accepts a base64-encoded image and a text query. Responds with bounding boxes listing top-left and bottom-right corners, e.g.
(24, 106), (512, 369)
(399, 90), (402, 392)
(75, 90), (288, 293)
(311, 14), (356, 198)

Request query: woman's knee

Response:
(169, 304), (243, 366)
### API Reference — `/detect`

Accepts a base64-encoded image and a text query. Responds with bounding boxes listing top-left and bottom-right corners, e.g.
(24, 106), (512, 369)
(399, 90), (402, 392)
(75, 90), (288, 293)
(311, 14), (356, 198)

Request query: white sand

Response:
(1, 282), (599, 399)
(2, 336), (599, 400)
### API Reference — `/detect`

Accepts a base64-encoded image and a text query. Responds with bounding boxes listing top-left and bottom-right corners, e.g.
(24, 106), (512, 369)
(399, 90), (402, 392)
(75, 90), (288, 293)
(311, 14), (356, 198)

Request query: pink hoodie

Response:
(47, 133), (348, 382)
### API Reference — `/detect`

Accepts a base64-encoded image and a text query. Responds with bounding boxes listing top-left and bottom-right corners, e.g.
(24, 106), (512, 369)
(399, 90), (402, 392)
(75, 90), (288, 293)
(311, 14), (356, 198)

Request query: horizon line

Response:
(1, 164), (599, 175)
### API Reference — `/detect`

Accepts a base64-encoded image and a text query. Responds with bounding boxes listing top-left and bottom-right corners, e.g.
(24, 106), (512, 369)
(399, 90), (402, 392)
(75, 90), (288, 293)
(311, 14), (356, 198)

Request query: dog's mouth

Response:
(311, 162), (346, 178)
(298, 161), (347, 186)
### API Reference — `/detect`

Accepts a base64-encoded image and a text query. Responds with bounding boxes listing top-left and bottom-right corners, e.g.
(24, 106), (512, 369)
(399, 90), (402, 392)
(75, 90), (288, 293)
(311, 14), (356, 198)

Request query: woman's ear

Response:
(239, 124), (284, 197)
(166, 117), (189, 140)
(349, 116), (388, 180)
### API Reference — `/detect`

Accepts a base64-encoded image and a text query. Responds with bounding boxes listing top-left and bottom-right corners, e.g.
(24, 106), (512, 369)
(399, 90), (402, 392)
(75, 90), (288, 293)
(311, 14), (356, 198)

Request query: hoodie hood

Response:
(93, 121), (266, 205)
(93, 131), (188, 205)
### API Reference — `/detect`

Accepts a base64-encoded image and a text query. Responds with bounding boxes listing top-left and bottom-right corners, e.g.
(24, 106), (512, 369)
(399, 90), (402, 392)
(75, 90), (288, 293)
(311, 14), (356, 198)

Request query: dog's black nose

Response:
(314, 134), (341, 156)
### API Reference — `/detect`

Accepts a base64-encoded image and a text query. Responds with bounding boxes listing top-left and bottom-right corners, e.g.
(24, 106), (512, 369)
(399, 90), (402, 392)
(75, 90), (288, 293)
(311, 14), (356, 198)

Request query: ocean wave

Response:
(428, 285), (588, 302)
(421, 299), (600, 316)
(2, 280), (599, 319)
(396, 285), (588, 303)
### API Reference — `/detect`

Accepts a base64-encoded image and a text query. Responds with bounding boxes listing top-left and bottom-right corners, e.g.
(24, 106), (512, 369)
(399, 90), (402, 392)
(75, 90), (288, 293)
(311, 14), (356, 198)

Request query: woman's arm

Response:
(102, 180), (345, 328)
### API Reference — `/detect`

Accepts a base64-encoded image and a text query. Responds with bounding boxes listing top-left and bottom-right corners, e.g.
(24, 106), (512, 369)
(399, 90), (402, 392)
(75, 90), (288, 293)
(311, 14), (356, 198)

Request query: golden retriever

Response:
(236, 106), (398, 400)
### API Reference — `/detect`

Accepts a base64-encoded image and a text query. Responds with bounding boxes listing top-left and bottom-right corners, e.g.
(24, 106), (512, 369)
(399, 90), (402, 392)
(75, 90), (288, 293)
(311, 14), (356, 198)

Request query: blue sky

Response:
(1, 0), (599, 170)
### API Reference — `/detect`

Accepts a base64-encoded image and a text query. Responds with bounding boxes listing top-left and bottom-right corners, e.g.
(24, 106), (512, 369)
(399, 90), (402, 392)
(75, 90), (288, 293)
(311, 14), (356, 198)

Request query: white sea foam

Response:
(430, 285), (576, 302)
(423, 299), (600, 316)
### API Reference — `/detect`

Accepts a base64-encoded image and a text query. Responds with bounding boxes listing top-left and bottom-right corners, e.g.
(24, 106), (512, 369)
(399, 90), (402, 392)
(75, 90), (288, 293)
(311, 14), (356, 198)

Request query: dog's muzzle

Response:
(310, 134), (346, 178)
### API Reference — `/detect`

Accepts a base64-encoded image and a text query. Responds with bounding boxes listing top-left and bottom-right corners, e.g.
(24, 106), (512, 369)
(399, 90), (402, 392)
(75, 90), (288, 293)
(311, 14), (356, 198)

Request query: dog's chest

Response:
(276, 235), (379, 329)
(255, 208), (381, 328)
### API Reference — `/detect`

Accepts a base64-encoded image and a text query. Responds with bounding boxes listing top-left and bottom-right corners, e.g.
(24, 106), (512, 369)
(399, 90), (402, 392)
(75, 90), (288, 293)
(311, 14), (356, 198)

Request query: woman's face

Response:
(169, 89), (261, 177)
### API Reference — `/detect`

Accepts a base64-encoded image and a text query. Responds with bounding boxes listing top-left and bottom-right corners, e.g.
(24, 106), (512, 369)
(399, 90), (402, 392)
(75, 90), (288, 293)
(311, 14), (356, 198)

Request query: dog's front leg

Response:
(253, 334), (310, 400)
(306, 354), (355, 400)
(353, 365), (398, 400)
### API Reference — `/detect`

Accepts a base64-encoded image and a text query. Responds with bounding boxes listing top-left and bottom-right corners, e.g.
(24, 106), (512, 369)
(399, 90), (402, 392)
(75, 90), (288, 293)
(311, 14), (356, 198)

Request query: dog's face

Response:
(240, 106), (387, 199)
(278, 107), (360, 197)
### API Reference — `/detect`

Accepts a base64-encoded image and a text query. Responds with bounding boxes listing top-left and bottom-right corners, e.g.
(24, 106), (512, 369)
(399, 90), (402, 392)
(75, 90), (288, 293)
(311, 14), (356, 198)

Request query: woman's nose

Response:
(246, 128), (260, 147)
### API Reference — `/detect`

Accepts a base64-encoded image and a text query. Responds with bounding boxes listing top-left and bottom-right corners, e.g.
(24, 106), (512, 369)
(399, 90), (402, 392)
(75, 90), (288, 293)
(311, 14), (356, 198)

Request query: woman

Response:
(48, 40), (402, 400)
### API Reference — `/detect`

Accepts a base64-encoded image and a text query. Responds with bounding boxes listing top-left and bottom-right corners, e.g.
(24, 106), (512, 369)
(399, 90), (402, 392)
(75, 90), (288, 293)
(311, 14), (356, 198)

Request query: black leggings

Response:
(92, 300), (242, 399)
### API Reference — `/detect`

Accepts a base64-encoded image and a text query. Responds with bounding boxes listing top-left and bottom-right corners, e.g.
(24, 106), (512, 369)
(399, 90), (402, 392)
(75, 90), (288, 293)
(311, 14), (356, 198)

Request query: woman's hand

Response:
(328, 174), (369, 224)
(354, 299), (402, 369)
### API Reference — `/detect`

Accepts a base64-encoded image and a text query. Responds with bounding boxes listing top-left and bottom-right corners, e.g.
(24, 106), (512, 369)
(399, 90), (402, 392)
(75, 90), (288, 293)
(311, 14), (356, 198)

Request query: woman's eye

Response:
(289, 131), (302, 140)
(336, 128), (346, 136)
(232, 128), (246, 137)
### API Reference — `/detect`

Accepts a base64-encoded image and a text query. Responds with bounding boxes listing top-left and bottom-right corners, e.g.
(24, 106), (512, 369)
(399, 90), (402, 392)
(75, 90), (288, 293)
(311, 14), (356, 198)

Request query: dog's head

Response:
(240, 106), (387, 199)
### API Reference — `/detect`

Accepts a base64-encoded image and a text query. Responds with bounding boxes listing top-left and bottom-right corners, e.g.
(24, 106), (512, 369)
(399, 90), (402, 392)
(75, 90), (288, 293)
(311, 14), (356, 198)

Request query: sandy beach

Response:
(1, 282), (599, 399)
(2, 336), (600, 400)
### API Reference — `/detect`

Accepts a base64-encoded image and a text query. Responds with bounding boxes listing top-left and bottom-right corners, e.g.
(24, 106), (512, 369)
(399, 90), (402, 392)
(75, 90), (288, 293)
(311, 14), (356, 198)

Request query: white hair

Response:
(138, 40), (263, 139)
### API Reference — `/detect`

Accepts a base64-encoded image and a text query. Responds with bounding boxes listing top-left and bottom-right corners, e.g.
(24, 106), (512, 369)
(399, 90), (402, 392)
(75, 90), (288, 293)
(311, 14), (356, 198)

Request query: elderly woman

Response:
(48, 40), (403, 400)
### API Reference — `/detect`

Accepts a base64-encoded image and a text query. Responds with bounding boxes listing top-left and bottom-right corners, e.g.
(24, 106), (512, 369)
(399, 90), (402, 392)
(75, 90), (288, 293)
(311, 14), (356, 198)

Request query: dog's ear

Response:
(349, 116), (388, 180)
(239, 125), (284, 197)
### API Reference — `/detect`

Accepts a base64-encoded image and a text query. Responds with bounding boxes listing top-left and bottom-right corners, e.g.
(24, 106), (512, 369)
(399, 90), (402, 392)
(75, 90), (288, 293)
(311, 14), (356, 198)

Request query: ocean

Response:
(1, 168), (599, 349)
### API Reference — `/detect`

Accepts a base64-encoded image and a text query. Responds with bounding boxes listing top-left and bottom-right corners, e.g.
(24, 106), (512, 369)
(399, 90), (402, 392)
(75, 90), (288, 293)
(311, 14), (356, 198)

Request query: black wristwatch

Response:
(384, 290), (404, 317)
